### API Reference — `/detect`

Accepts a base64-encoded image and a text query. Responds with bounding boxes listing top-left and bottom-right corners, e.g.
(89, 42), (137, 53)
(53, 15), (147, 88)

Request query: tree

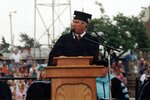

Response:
(19, 33), (41, 48)
(114, 14), (150, 49)
(87, 13), (150, 51)
(87, 1), (150, 51)
(0, 36), (10, 53)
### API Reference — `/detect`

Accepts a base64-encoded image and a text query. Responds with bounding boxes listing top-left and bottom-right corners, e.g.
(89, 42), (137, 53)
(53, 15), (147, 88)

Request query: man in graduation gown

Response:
(48, 10), (99, 66)
(96, 60), (129, 100)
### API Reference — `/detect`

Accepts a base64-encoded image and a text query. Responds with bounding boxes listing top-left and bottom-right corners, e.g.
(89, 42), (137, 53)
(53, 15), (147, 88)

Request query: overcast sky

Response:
(0, 0), (150, 47)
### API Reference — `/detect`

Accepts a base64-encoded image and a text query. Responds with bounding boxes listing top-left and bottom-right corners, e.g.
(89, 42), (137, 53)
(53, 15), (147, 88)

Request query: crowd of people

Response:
(1, 49), (148, 100)
(0, 50), (41, 100)
(0, 50), (131, 100)
(0, 46), (149, 100)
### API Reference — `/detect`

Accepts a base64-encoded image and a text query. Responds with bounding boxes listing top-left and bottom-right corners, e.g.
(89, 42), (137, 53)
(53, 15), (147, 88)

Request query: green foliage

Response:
(87, 12), (150, 50)
(0, 36), (10, 53)
(19, 33), (41, 48)
(61, 28), (71, 35)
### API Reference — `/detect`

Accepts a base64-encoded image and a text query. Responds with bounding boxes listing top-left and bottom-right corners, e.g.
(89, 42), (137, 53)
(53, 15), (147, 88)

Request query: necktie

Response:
(76, 35), (81, 41)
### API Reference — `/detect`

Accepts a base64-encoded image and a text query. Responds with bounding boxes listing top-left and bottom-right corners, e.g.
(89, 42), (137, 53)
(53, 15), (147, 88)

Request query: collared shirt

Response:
(73, 31), (86, 39)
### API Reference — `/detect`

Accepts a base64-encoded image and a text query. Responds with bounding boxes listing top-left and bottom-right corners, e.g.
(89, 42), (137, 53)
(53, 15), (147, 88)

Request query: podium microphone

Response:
(83, 37), (121, 52)
(70, 29), (75, 33)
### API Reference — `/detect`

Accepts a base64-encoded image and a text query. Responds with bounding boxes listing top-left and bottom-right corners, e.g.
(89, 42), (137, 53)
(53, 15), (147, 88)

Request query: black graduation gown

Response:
(111, 77), (129, 100)
(47, 32), (99, 66)
(26, 81), (50, 100)
(0, 81), (12, 100)
(138, 80), (150, 100)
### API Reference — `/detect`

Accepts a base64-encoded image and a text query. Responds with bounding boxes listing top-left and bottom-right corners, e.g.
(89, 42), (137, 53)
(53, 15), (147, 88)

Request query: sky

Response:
(0, 0), (150, 47)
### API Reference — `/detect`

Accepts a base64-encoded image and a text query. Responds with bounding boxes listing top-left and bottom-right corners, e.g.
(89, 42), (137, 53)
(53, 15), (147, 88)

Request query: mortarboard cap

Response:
(96, 59), (108, 67)
(73, 10), (92, 23)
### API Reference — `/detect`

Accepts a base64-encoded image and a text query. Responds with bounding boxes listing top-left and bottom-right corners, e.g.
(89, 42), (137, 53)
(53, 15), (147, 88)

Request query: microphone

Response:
(83, 37), (100, 45)
(83, 37), (121, 52)
(70, 29), (75, 33)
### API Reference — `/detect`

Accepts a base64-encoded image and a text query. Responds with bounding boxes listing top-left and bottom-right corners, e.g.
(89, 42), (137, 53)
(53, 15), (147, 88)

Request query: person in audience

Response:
(1, 61), (10, 77)
(0, 81), (12, 100)
(0, 53), (3, 68)
(96, 59), (129, 100)
(9, 49), (22, 68)
(8, 59), (17, 76)
(140, 65), (150, 85)
(115, 60), (127, 86)
(16, 82), (26, 100)
(26, 51), (33, 72)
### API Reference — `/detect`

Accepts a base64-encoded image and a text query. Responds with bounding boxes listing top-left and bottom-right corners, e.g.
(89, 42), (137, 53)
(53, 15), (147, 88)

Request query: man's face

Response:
(72, 19), (87, 34)
(100, 66), (108, 77)
(14, 50), (18, 54)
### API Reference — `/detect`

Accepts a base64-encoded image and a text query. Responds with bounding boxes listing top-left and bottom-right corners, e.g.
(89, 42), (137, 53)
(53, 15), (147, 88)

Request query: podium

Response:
(53, 56), (93, 66)
(41, 56), (103, 100)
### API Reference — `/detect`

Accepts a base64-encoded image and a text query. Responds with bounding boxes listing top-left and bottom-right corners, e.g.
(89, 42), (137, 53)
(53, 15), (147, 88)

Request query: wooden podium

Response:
(41, 56), (103, 100)
(53, 56), (93, 66)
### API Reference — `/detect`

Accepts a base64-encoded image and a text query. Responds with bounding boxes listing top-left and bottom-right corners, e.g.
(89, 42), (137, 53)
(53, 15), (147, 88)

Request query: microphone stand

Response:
(84, 37), (121, 100)
(106, 47), (113, 100)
